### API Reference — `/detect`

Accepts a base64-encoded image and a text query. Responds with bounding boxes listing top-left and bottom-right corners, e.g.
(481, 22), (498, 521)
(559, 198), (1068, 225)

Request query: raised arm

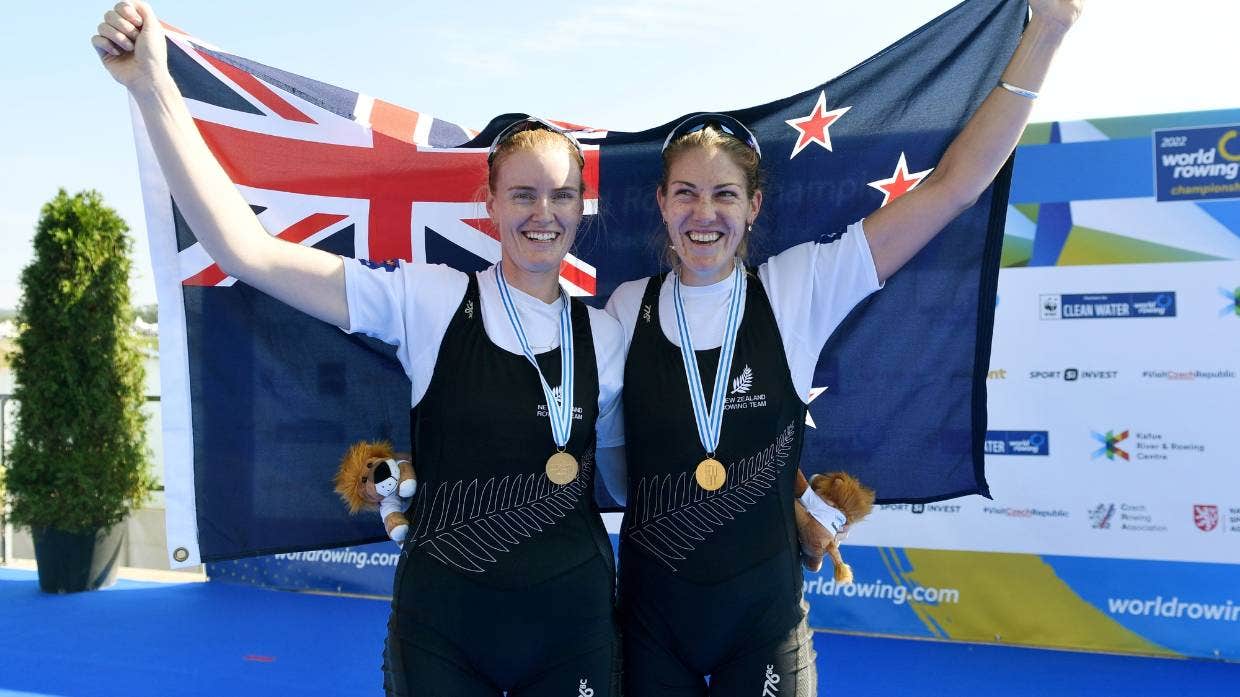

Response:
(861, 0), (1082, 285)
(93, 2), (348, 328)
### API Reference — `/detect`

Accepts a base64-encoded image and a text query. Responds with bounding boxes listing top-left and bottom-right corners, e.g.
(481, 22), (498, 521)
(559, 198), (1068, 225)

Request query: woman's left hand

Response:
(794, 500), (833, 571)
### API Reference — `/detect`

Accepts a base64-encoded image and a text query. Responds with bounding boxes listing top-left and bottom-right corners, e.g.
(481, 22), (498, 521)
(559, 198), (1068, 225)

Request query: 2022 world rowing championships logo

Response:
(1154, 125), (1240, 202)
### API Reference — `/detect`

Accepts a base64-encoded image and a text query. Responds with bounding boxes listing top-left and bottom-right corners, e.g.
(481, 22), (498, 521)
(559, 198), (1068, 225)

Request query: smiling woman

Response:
(606, 114), (879, 694)
(606, 3), (1082, 695)
(485, 123), (587, 300)
(657, 120), (763, 283)
(90, 2), (628, 694)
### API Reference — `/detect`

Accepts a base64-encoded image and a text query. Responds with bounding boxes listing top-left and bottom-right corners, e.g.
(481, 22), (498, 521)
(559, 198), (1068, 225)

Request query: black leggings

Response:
(619, 547), (814, 696)
(623, 606), (816, 697)
(383, 553), (620, 696)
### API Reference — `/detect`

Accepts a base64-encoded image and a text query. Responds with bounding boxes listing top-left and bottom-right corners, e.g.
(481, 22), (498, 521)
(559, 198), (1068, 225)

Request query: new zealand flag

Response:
(138, 0), (1025, 566)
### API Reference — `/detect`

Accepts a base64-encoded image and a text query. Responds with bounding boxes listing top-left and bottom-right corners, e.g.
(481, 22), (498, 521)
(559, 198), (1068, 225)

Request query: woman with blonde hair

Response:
(93, 4), (626, 693)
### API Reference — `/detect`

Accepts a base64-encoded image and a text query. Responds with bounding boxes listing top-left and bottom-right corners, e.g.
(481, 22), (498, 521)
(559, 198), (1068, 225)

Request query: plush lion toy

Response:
(808, 472), (876, 584)
(334, 440), (417, 543)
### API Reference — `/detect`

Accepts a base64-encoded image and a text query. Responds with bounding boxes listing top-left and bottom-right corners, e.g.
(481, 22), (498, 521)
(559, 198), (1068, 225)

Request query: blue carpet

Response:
(1, 568), (1237, 696)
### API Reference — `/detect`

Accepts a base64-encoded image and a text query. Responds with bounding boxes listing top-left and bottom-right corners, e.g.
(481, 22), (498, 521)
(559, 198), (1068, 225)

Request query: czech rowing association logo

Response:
(1193, 504), (1219, 532)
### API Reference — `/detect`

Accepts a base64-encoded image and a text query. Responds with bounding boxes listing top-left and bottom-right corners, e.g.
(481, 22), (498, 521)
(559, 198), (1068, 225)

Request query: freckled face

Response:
(658, 146), (762, 285)
(486, 146), (584, 276)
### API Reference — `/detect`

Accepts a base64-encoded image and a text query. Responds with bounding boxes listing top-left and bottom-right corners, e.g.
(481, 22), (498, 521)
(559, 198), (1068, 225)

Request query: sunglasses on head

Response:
(661, 113), (762, 160)
(487, 116), (585, 165)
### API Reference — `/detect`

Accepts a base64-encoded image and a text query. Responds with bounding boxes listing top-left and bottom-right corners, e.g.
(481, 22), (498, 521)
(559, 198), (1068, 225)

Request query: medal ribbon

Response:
(672, 264), (746, 457)
(494, 264), (575, 450)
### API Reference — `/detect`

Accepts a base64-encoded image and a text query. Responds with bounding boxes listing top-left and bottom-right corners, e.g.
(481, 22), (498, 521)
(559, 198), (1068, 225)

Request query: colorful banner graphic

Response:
(802, 548), (1239, 661)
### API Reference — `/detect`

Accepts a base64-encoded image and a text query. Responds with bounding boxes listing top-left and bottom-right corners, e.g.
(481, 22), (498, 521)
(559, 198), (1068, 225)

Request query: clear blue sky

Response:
(1, 0), (1236, 309)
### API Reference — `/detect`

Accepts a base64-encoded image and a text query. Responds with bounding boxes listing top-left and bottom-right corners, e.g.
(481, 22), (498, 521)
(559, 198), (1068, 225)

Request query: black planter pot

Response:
(31, 524), (126, 593)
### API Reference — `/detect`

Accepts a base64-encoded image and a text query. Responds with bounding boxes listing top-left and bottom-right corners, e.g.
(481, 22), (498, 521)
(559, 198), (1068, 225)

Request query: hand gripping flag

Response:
(136, 0), (1026, 566)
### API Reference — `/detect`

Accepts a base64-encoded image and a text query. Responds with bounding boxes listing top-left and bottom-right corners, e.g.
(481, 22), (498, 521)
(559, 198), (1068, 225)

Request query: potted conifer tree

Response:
(6, 189), (152, 592)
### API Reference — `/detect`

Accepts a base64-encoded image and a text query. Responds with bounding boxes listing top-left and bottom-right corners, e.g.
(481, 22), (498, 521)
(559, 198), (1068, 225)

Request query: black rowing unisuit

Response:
(388, 273), (618, 694)
(619, 271), (807, 669)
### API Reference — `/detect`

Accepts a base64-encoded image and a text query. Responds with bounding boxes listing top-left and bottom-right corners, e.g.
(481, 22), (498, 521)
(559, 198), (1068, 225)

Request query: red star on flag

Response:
(785, 91), (851, 159)
(867, 153), (933, 207)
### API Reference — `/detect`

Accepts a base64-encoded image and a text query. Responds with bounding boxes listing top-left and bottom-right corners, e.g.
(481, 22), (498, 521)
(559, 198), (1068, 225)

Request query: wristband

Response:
(999, 81), (1039, 100)
(799, 488), (847, 536)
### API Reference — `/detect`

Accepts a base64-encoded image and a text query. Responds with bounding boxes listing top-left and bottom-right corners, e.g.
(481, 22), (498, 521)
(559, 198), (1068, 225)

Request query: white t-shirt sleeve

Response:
(603, 278), (650, 357)
(587, 306), (626, 448)
(341, 258), (468, 404)
(758, 220), (883, 400)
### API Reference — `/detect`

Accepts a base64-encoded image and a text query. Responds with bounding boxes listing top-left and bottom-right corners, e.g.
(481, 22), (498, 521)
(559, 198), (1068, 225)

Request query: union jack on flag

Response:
(138, 0), (1027, 567)
(162, 26), (600, 295)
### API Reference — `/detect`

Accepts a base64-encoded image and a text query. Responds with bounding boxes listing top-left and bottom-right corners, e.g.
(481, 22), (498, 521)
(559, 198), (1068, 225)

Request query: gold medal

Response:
(694, 458), (726, 491)
(546, 451), (579, 485)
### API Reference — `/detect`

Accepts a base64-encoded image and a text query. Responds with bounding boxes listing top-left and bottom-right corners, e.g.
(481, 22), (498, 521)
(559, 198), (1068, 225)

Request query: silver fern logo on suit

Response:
(536, 385), (585, 419)
(625, 424), (796, 571)
(409, 451), (593, 573)
(725, 365), (767, 410)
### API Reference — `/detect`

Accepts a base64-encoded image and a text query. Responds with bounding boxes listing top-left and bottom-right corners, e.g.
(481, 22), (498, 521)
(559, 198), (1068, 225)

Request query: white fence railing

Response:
(0, 394), (163, 564)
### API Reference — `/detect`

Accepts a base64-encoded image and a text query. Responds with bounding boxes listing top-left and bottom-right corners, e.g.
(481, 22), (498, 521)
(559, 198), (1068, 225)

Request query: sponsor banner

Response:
(1026, 368), (1119, 381)
(1154, 125), (1240, 202)
(207, 541), (400, 596)
(851, 487), (1240, 565)
(208, 514), (628, 596)
(866, 113), (1240, 664)
(1140, 369), (1236, 381)
(984, 430), (1049, 456)
(1039, 292), (1176, 320)
(208, 540), (1240, 661)
(803, 547), (1240, 661)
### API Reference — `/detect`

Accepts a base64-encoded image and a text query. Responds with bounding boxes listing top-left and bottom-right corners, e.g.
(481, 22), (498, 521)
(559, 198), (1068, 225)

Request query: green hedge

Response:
(6, 189), (152, 532)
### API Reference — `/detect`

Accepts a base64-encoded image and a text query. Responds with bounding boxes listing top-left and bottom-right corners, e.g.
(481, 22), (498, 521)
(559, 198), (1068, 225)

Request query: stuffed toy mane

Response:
(334, 440), (416, 543)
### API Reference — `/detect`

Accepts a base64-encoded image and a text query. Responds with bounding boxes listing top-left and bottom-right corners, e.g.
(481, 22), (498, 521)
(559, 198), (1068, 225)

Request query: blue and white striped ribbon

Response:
(494, 264), (574, 449)
(672, 264), (746, 457)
